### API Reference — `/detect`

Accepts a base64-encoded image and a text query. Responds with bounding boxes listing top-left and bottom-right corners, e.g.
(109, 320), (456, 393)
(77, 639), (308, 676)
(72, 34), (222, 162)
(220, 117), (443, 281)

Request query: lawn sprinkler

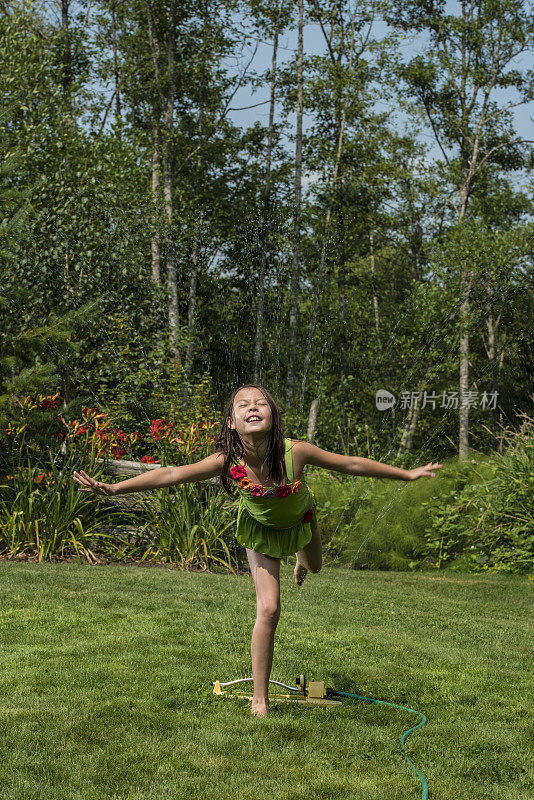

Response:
(211, 672), (429, 800)
(211, 673), (341, 706)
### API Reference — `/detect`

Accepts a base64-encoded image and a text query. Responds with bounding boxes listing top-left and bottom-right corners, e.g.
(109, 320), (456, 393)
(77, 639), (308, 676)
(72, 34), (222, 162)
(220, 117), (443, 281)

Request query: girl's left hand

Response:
(407, 462), (443, 480)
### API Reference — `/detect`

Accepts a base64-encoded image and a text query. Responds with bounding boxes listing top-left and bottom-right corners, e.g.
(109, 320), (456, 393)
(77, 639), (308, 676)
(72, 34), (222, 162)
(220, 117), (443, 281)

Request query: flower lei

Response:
(229, 463), (313, 523)
(229, 464), (302, 497)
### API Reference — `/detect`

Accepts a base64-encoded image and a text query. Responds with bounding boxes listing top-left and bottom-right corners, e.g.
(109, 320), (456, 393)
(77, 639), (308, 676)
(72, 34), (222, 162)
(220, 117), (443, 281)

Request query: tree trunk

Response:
(457, 178), (471, 459)
(185, 1), (211, 375)
(299, 11), (356, 410)
(482, 279), (505, 434)
(307, 397), (320, 441)
(397, 393), (421, 456)
(254, 2), (281, 383)
(458, 272), (471, 459)
(285, 0), (304, 404)
(185, 105), (205, 373)
(370, 229), (380, 336)
(185, 212), (201, 372)
(111, 1), (122, 132)
(163, 0), (179, 361)
(150, 125), (161, 283)
(397, 368), (430, 456)
(61, 0), (72, 97)
(336, 179), (348, 375)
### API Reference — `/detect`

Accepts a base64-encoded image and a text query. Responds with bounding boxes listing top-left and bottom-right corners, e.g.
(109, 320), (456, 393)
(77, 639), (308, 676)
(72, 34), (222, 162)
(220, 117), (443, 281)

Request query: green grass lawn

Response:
(0, 562), (531, 800)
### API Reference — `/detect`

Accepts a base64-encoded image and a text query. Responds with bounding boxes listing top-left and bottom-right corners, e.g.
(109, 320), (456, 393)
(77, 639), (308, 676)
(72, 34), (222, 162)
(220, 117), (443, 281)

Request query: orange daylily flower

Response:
(291, 480), (302, 493)
(238, 477), (254, 490)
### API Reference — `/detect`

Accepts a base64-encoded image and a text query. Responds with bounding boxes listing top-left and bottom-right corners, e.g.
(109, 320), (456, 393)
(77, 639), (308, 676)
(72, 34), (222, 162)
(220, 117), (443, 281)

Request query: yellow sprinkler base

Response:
(212, 677), (342, 707)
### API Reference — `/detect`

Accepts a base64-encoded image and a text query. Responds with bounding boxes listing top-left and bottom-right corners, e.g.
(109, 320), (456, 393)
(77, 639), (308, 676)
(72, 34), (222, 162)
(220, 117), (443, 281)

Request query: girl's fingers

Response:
(78, 471), (98, 487)
(73, 472), (103, 493)
(73, 473), (90, 487)
(80, 470), (95, 483)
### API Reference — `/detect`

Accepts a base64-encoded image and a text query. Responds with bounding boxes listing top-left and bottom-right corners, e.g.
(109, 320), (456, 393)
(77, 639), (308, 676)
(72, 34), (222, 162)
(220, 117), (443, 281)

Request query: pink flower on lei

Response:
(230, 464), (247, 480)
(276, 484), (291, 497)
(249, 484), (265, 497)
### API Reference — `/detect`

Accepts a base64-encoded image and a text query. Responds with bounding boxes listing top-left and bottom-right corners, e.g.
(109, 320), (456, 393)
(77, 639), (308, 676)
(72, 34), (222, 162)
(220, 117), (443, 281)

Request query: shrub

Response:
(419, 415), (533, 574)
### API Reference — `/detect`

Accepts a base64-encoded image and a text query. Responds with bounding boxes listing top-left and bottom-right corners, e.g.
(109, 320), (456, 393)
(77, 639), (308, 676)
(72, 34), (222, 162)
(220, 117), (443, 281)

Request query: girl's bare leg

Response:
(294, 522), (322, 586)
(246, 549), (281, 718)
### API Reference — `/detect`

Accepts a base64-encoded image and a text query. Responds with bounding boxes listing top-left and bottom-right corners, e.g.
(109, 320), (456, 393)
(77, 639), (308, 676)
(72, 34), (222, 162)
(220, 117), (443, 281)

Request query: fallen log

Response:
(62, 456), (222, 513)
(94, 457), (219, 484)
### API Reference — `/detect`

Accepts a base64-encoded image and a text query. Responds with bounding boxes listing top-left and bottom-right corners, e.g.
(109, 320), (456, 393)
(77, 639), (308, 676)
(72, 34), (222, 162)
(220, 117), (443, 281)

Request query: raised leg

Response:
(246, 548), (281, 717)
(294, 522), (322, 586)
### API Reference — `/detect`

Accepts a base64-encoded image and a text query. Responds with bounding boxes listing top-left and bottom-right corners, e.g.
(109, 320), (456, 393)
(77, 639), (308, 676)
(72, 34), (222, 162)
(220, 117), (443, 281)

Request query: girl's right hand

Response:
(73, 470), (116, 496)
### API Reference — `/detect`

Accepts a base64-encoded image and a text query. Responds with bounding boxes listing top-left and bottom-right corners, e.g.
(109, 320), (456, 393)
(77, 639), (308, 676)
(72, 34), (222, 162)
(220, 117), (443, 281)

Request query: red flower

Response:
(141, 455), (160, 463)
(230, 465), (247, 480)
(276, 484), (291, 497)
(249, 484), (265, 496)
(149, 418), (174, 441)
(302, 508), (313, 523)
(38, 398), (59, 410)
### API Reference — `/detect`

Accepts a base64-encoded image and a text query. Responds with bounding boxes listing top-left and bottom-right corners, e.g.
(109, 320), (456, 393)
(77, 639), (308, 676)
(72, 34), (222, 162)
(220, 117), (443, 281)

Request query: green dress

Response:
(233, 438), (317, 561)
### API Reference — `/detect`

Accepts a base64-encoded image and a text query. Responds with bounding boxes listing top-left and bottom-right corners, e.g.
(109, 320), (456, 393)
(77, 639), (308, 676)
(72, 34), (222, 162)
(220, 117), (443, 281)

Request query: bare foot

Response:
(251, 698), (269, 717)
(294, 561), (308, 586)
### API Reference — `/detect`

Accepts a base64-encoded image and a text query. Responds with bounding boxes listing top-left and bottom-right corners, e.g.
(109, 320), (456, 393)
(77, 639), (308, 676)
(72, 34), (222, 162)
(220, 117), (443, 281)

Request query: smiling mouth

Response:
(246, 417), (262, 423)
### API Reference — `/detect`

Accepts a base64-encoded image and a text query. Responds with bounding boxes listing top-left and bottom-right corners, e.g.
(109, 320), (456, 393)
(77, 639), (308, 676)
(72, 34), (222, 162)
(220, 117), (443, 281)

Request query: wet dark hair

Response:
(213, 384), (288, 497)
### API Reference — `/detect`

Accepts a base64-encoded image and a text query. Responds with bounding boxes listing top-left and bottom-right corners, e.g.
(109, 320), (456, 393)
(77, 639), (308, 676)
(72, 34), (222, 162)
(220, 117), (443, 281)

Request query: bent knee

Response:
(309, 562), (322, 574)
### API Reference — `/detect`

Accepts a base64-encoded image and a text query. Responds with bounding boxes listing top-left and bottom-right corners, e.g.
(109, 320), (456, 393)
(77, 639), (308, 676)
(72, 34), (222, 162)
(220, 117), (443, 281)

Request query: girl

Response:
(73, 383), (442, 717)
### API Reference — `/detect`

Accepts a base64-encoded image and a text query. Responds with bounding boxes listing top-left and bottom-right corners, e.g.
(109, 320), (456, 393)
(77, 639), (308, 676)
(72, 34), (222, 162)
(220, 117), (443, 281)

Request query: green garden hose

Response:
(212, 677), (429, 798)
(326, 688), (429, 799)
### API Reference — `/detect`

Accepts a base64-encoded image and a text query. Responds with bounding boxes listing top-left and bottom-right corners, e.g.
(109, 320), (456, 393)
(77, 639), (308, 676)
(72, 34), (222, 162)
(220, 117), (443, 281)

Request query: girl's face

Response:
(230, 388), (273, 438)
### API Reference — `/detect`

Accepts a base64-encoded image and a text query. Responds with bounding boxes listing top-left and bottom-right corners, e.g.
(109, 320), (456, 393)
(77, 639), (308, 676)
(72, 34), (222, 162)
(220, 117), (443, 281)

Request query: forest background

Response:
(0, 0), (533, 573)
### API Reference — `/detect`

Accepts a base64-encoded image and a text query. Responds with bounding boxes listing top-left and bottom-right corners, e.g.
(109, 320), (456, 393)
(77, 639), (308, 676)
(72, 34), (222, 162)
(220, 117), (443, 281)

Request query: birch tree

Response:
(285, 0), (304, 403)
(253, 1), (282, 382)
(389, 0), (533, 457)
(299, 1), (380, 414)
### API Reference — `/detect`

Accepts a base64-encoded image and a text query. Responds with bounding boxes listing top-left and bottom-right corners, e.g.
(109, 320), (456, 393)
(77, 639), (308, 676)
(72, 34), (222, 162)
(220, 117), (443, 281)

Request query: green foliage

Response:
(0, 294), (112, 473)
(308, 468), (442, 571)
(419, 417), (534, 574)
(308, 425), (533, 575)
(0, 451), (131, 562)
(0, 447), (240, 571)
(132, 483), (239, 571)
(0, 111), (98, 469)
(89, 318), (220, 460)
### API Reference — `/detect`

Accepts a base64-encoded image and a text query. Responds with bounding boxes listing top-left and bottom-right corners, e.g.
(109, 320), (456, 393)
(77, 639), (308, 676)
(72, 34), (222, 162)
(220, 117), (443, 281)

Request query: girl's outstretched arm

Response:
(299, 442), (442, 481)
(73, 452), (224, 496)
